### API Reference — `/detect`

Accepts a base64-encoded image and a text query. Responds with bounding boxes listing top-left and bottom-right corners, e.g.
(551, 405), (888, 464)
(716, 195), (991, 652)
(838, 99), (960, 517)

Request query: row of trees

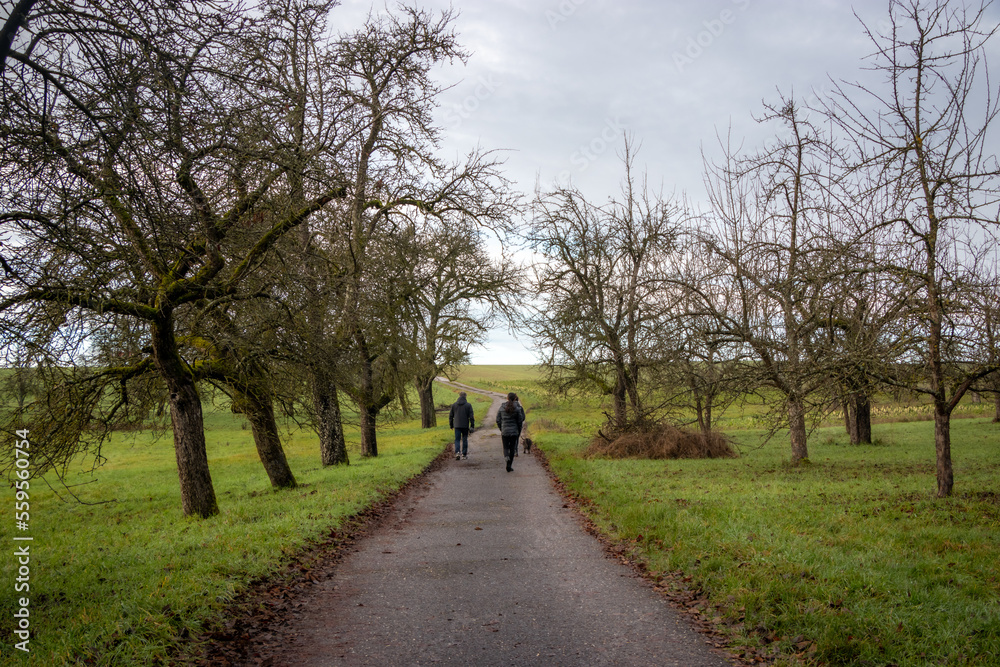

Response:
(0, 0), (519, 517)
(525, 0), (1000, 498)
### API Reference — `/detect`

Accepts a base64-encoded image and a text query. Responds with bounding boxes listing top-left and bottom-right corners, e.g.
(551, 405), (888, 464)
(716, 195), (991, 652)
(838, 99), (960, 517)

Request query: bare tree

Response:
(697, 97), (847, 463)
(336, 226), (422, 457)
(234, 0), (357, 467)
(397, 220), (519, 428)
(826, 0), (1000, 496)
(200, 0), (355, 472)
(0, 0), (347, 516)
(816, 219), (914, 446)
(649, 300), (745, 438)
(184, 298), (298, 490)
(304, 6), (518, 457)
(525, 141), (683, 431)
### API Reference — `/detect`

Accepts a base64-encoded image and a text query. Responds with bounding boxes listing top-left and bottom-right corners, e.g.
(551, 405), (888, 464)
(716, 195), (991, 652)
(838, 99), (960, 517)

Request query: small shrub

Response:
(586, 424), (738, 460)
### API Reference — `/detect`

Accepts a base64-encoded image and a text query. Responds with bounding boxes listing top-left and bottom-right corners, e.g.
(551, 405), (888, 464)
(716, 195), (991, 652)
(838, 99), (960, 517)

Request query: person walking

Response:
(512, 393), (526, 456)
(495, 392), (524, 472)
(449, 392), (475, 460)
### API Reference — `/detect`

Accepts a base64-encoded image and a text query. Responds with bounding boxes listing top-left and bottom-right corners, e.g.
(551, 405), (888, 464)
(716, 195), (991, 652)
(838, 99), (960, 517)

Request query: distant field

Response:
(452, 364), (542, 386)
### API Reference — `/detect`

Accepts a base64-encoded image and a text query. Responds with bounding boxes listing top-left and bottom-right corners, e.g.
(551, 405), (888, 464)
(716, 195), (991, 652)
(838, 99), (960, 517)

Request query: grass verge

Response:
(0, 385), (464, 666)
(513, 381), (1000, 667)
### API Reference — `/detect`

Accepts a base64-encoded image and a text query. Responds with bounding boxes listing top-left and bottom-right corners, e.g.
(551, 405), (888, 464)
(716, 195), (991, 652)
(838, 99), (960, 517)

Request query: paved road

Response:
(272, 387), (735, 666)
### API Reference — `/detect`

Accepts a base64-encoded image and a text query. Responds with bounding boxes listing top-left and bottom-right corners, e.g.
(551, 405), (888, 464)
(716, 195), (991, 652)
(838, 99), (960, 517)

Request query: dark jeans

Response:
(501, 434), (518, 462)
(454, 428), (469, 455)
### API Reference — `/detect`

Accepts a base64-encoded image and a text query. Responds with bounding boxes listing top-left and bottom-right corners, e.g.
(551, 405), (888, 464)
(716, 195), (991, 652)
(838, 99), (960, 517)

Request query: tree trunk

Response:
(695, 395), (706, 436)
(611, 376), (627, 431)
(15, 369), (28, 410)
(843, 390), (872, 445)
(994, 392), (1000, 423)
(843, 394), (858, 444)
(787, 397), (809, 463)
(704, 389), (714, 434)
(625, 363), (641, 422)
(313, 373), (349, 466)
(167, 381), (218, 517)
(360, 403), (378, 457)
(417, 375), (437, 428)
(0, 0), (37, 76)
(853, 391), (872, 445)
(151, 319), (218, 518)
(233, 387), (297, 489)
(356, 349), (381, 457)
(934, 404), (954, 498)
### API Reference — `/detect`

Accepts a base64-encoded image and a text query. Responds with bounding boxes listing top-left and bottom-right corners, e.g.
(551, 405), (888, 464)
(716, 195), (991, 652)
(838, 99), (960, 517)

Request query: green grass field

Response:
(0, 384), (474, 665)
(2, 366), (998, 666)
(494, 369), (1000, 667)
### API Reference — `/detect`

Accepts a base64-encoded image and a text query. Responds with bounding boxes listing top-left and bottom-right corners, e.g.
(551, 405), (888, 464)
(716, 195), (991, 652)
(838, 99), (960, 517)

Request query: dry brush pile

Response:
(587, 424), (737, 460)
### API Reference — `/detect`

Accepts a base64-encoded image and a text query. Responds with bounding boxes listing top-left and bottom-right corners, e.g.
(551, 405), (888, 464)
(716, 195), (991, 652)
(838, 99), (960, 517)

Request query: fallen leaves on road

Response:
(174, 449), (453, 667)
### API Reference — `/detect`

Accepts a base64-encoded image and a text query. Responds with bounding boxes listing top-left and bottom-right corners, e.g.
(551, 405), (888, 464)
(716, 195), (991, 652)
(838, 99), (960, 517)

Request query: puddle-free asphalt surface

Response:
(271, 387), (735, 666)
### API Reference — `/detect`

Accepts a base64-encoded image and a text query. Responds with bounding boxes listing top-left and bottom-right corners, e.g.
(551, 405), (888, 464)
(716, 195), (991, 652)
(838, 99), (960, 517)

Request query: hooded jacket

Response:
(449, 396), (475, 429)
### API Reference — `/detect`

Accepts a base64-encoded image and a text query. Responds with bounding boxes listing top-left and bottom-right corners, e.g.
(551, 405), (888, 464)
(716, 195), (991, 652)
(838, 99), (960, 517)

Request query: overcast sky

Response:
(331, 0), (906, 365)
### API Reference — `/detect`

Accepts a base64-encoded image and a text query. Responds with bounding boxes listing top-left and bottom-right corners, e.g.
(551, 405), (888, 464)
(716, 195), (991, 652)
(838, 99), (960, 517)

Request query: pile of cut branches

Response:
(588, 424), (736, 460)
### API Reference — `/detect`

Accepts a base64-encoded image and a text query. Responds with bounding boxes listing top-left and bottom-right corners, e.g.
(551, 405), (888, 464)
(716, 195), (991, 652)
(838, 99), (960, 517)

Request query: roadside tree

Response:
(305, 6), (518, 457)
(0, 0), (347, 516)
(826, 0), (1000, 495)
(697, 98), (847, 463)
(525, 142), (684, 431)
(397, 220), (519, 428)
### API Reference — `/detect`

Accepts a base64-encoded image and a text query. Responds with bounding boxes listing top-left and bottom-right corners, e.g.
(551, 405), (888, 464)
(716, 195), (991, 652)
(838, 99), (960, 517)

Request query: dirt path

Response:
(210, 385), (737, 666)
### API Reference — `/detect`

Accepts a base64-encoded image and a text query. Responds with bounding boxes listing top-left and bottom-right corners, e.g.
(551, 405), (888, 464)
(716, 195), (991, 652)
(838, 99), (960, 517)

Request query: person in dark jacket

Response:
(512, 393), (525, 456)
(495, 392), (524, 472)
(449, 392), (475, 460)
